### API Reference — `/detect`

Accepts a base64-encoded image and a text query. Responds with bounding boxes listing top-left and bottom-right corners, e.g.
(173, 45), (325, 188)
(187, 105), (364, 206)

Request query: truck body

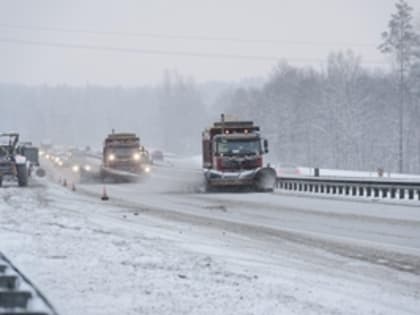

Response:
(17, 142), (46, 178)
(100, 132), (151, 180)
(202, 115), (276, 191)
(0, 133), (28, 187)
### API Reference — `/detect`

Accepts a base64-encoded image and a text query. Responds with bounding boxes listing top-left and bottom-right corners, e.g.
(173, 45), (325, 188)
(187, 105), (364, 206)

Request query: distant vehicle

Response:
(150, 149), (164, 162)
(100, 131), (152, 180)
(276, 164), (300, 176)
(202, 114), (276, 191)
(0, 133), (28, 187)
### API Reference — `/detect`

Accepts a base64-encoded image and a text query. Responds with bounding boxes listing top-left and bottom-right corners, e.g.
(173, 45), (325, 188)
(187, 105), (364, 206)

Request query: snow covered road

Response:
(1, 161), (420, 314)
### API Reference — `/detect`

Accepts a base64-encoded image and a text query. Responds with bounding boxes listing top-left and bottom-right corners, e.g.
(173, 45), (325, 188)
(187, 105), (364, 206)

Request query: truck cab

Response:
(102, 132), (151, 174)
(202, 115), (275, 191)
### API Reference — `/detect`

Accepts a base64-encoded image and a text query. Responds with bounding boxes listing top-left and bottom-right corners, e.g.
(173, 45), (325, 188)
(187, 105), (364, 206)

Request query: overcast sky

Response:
(0, 0), (418, 86)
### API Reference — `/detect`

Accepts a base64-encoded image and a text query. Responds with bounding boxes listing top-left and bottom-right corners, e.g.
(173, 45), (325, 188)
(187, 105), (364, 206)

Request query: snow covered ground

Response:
(1, 159), (420, 314)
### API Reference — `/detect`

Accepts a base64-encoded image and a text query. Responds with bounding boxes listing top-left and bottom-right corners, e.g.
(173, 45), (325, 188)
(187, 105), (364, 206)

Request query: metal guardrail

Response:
(0, 252), (58, 315)
(275, 176), (420, 201)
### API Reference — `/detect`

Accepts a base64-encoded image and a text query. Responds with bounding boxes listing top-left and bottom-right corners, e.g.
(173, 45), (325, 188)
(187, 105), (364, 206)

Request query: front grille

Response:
(222, 157), (261, 170)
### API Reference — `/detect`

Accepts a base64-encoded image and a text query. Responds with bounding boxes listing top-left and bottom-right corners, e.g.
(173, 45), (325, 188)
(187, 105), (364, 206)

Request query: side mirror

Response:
(263, 139), (269, 153)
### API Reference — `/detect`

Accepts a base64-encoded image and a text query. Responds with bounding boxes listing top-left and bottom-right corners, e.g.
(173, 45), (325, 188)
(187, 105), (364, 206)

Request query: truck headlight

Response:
(144, 166), (151, 173)
(72, 165), (80, 172)
(108, 154), (115, 161)
(84, 165), (91, 171)
(133, 153), (141, 161)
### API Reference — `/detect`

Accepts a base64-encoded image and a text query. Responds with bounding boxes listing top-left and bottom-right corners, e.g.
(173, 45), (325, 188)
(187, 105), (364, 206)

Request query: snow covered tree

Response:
(379, 0), (420, 172)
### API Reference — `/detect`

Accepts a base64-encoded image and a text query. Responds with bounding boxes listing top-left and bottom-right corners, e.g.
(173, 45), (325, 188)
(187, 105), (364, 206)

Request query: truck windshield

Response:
(216, 138), (261, 155)
(112, 147), (138, 156)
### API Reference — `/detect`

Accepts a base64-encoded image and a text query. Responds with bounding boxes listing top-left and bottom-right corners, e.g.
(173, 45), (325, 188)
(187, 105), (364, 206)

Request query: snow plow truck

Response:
(100, 131), (151, 181)
(202, 115), (276, 192)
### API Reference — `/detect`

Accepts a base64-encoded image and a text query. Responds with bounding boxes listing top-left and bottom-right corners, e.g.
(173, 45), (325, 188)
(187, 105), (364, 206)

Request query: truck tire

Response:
(16, 164), (28, 187)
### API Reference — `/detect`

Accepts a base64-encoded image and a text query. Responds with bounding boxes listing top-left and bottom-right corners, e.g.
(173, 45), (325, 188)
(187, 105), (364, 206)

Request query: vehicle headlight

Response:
(57, 161), (63, 166)
(72, 165), (80, 172)
(108, 154), (115, 161)
(133, 153), (141, 161)
(144, 166), (151, 173)
(84, 165), (91, 171)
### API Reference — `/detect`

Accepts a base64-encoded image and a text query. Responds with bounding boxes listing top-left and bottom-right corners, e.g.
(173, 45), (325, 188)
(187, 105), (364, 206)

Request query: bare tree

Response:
(379, 0), (419, 172)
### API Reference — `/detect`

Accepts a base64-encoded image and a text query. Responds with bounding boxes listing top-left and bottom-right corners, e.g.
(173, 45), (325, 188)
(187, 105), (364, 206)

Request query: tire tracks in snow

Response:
(73, 184), (420, 276)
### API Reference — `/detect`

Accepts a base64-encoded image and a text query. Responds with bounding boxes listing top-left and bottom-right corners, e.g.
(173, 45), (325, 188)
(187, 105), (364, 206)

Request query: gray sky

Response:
(0, 0), (418, 86)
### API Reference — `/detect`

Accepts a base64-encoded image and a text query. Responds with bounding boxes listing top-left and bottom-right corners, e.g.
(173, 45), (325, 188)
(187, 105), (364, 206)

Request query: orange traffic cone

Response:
(101, 186), (109, 201)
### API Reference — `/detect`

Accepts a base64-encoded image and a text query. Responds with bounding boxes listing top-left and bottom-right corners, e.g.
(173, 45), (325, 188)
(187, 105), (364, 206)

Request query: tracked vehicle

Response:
(202, 115), (276, 191)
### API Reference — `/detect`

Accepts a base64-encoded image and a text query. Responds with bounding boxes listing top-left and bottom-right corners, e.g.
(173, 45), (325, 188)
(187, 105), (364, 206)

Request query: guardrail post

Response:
(345, 186), (350, 195)
(331, 186), (336, 194)
(399, 188), (405, 199)
(320, 185), (324, 193)
(314, 184), (318, 193)
(390, 188), (396, 199)
(374, 188), (379, 198)
(352, 186), (357, 196)
(326, 185), (330, 194)
(359, 186), (364, 197)
(408, 189), (414, 200)
(338, 186), (343, 194)
(366, 187), (371, 197)
(418, 190), (420, 201)
(382, 188), (388, 198)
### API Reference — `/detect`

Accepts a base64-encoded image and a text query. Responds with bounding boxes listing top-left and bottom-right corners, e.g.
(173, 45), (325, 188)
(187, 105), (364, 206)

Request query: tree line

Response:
(0, 0), (419, 173)
(220, 0), (420, 173)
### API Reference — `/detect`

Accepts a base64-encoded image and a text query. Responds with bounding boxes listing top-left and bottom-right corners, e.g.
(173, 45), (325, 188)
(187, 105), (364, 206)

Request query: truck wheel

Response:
(16, 164), (28, 187)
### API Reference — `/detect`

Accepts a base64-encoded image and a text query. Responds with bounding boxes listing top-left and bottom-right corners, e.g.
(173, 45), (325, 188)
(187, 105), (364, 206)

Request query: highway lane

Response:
(44, 156), (420, 273)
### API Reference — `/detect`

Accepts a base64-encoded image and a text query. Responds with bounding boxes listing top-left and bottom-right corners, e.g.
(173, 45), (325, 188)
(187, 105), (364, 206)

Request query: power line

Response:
(0, 37), (388, 65)
(0, 23), (378, 48)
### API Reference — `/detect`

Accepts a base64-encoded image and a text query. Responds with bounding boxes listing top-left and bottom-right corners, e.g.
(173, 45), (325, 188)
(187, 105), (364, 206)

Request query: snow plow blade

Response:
(254, 167), (277, 191)
(204, 166), (276, 192)
(98, 166), (150, 183)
